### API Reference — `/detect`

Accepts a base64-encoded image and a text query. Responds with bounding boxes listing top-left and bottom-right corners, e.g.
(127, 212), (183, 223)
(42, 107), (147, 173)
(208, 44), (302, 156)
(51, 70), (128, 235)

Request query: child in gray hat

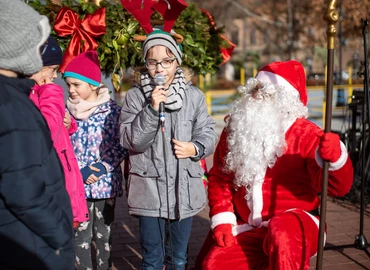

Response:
(119, 28), (218, 270)
(0, 1), (74, 269)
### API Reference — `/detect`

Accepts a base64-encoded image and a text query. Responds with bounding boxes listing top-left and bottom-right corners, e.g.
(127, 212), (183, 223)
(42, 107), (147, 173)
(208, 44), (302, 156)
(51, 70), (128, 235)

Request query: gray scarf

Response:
(141, 68), (186, 111)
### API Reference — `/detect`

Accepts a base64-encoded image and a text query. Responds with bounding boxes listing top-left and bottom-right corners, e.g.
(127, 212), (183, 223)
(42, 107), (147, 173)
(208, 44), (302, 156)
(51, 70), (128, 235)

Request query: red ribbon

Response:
(120, 0), (154, 34)
(201, 8), (235, 66)
(219, 35), (236, 66)
(153, 0), (188, 32)
(120, 0), (188, 34)
(54, 7), (106, 72)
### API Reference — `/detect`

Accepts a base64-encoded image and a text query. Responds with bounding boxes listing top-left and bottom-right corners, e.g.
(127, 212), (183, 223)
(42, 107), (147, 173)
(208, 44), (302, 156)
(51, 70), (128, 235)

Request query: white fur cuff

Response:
(211, 212), (237, 230)
(315, 141), (348, 171)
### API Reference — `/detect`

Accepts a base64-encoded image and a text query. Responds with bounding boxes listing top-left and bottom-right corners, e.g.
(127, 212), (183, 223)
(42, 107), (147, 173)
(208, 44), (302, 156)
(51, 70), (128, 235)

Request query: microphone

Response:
(154, 74), (166, 130)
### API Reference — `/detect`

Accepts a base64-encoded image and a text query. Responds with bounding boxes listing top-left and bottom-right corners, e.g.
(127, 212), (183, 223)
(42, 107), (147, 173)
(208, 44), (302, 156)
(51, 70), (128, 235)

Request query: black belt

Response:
(308, 208), (320, 216)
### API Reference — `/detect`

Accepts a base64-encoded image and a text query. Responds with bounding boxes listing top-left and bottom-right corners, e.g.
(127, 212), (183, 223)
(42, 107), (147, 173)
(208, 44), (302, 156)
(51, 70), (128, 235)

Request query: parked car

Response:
(334, 71), (350, 82)
(306, 73), (325, 86)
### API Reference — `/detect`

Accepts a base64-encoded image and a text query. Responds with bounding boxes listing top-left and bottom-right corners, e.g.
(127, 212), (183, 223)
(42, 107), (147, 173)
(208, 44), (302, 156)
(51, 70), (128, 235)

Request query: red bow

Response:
(201, 8), (235, 66)
(54, 7), (106, 72)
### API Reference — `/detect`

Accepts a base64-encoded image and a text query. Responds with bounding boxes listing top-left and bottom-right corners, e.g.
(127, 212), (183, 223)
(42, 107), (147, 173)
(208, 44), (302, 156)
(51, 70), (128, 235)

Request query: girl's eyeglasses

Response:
(145, 58), (176, 70)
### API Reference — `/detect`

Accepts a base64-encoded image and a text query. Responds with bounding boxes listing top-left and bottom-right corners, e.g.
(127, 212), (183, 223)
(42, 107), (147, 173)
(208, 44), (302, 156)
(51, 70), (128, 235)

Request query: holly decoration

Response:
(28, 0), (231, 91)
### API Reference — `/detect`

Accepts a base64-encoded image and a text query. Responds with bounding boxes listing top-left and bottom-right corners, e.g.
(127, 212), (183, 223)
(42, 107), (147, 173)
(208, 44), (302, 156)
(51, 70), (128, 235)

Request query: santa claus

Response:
(195, 60), (354, 269)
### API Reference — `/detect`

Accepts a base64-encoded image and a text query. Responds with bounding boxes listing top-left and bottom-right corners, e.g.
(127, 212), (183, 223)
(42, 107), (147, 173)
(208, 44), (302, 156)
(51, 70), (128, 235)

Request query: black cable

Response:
(160, 122), (175, 269)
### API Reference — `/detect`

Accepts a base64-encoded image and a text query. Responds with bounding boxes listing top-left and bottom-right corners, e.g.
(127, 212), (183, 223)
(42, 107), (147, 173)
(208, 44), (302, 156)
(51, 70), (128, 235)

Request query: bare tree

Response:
(190, 0), (370, 62)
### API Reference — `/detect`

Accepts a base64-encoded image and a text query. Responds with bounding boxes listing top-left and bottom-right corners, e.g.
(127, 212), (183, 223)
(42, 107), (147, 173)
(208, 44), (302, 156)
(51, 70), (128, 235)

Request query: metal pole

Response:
(316, 1), (338, 269)
(287, 0), (293, 59)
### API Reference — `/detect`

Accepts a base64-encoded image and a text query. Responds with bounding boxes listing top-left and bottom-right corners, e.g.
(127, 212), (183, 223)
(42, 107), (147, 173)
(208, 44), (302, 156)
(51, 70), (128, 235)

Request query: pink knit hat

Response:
(64, 50), (101, 87)
(255, 60), (307, 106)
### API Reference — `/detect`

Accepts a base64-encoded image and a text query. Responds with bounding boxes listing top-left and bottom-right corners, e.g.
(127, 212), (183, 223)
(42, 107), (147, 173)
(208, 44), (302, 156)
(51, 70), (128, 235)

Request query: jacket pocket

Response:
(183, 164), (206, 210)
(127, 174), (161, 210)
(61, 149), (72, 172)
(130, 159), (160, 178)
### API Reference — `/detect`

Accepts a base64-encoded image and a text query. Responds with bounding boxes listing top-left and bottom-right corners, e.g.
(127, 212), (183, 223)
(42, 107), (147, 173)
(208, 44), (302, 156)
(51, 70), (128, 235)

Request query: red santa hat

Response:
(255, 60), (307, 106)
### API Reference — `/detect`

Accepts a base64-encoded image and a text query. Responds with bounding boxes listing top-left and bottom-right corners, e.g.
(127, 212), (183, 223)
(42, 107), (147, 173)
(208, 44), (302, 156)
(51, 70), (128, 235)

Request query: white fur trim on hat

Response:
(256, 71), (300, 100)
(210, 212), (237, 230)
(315, 141), (348, 171)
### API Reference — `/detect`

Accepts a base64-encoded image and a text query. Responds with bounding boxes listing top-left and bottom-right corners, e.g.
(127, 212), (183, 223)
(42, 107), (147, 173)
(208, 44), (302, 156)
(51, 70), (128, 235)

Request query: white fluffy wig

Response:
(225, 77), (308, 194)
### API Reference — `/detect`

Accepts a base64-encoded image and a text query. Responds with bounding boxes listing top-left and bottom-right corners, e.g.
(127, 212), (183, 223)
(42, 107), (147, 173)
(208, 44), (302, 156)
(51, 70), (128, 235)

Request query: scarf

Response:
(67, 86), (111, 120)
(141, 68), (186, 111)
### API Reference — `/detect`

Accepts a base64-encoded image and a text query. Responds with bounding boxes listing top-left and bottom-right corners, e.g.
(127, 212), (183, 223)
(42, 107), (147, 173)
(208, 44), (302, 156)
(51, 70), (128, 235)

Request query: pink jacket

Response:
(30, 83), (89, 223)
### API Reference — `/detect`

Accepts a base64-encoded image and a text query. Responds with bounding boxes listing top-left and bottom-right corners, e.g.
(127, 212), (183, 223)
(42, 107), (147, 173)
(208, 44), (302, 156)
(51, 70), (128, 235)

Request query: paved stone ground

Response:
(109, 194), (369, 270)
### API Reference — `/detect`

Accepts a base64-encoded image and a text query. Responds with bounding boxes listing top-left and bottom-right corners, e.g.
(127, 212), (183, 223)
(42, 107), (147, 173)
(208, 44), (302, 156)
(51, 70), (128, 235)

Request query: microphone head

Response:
(154, 74), (166, 86)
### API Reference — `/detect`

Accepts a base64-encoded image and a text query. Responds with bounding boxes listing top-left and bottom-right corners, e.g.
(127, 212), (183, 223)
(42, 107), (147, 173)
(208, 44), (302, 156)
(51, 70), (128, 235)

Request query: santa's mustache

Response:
(238, 78), (278, 101)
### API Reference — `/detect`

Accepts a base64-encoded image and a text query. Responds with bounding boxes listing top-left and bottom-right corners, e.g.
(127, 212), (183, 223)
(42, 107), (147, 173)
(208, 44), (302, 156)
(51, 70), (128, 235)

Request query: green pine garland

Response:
(28, 0), (229, 90)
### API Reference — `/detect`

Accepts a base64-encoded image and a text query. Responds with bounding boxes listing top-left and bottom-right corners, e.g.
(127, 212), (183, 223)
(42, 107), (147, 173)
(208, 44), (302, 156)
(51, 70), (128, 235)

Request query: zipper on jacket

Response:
(61, 149), (72, 171)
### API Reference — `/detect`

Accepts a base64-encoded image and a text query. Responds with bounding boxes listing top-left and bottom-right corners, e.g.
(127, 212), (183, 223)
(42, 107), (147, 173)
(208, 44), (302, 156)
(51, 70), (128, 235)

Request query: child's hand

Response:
(172, 139), (196, 159)
(90, 163), (107, 178)
(64, 112), (72, 129)
(80, 165), (100, 185)
(85, 166), (100, 185)
(151, 85), (167, 111)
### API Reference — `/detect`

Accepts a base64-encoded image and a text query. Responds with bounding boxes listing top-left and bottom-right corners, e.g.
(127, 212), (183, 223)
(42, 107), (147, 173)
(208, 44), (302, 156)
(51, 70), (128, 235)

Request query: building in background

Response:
(190, 0), (366, 83)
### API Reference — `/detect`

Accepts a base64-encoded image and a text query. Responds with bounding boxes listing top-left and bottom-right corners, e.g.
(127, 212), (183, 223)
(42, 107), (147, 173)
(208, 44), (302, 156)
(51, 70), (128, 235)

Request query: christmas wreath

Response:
(28, 0), (233, 90)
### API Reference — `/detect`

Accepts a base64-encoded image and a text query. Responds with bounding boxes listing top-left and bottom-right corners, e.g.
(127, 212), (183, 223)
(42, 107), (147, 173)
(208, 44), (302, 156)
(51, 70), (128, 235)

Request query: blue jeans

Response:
(138, 216), (193, 270)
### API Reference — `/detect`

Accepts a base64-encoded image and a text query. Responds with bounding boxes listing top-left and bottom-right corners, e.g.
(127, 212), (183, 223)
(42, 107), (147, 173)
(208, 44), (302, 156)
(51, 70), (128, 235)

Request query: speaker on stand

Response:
(347, 90), (364, 166)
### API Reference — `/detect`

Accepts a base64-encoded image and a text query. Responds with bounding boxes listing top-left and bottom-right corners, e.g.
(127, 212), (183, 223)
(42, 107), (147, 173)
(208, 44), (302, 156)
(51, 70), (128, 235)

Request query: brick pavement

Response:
(109, 193), (369, 270)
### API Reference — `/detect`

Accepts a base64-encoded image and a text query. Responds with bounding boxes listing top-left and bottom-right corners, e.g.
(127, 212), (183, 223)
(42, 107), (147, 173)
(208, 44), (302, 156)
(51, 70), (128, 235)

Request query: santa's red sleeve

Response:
(207, 128), (237, 229)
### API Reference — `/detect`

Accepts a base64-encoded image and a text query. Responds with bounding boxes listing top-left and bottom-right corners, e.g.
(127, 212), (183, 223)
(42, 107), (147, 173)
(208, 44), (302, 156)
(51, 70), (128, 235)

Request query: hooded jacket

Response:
(30, 83), (89, 223)
(120, 68), (218, 219)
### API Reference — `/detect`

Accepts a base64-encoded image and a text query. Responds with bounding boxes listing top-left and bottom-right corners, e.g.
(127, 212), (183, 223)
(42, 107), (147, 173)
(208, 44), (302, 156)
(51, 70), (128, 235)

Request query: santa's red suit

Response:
(195, 61), (354, 270)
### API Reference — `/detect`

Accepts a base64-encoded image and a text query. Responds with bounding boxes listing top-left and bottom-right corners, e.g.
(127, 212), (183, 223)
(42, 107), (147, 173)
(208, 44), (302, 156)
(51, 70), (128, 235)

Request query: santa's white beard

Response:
(225, 78), (308, 193)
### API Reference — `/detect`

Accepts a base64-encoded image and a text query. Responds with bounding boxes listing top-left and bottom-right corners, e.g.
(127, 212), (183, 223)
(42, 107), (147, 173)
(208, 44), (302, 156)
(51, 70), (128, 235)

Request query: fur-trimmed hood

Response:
(131, 66), (194, 86)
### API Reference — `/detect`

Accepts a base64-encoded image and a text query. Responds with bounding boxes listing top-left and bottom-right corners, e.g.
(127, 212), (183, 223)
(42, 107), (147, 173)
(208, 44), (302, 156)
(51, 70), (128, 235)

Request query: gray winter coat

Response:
(119, 70), (217, 219)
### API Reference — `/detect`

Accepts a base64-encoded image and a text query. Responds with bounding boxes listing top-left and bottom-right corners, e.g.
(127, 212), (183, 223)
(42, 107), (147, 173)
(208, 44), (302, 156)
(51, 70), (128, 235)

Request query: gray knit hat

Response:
(0, 0), (50, 75)
(142, 29), (183, 65)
